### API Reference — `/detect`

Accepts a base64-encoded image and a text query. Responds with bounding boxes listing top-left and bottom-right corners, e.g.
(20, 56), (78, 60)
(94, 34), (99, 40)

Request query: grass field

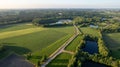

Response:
(0, 23), (36, 33)
(0, 27), (47, 39)
(46, 53), (72, 67)
(80, 27), (100, 37)
(103, 33), (120, 59)
(65, 35), (83, 52)
(0, 23), (74, 64)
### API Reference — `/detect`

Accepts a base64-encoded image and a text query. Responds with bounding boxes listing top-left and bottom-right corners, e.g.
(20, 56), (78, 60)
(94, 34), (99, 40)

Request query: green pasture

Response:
(65, 35), (83, 52)
(80, 27), (100, 37)
(103, 33), (120, 59)
(46, 53), (72, 67)
(0, 23), (74, 64)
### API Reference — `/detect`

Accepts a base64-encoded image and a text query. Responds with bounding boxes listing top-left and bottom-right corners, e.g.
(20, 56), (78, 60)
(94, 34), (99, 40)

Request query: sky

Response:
(0, 0), (120, 9)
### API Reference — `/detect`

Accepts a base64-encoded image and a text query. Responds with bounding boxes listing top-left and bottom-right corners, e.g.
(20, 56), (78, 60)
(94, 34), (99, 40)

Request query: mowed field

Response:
(103, 33), (120, 59)
(80, 27), (100, 37)
(46, 53), (72, 67)
(0, 23), (74, 63)
(65, 35), (83, 52)
(0, 23), (35, 33)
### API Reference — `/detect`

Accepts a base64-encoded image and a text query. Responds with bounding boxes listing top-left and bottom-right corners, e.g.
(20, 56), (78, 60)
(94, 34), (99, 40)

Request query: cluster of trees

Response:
(98, 38), (109, 56)
(32, 17), (75, 27)
(37, 55), (47, 67)
(83, 34), (98, 42)
(32, 18), (72, 27)
(102, 27), (120, 33)
(79, 51), (119, 67)
(0, 9), (111, 26)
(73, 16), (109, 26)
(32, 18), (67, 26)
(100, 20), (120, 33)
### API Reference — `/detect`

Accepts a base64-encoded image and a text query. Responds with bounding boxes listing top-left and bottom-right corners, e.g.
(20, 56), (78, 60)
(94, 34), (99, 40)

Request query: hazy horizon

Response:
(0, 0), (120, 9)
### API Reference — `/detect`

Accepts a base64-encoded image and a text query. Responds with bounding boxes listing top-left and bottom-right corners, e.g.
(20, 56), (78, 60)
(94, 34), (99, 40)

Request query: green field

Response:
(65, 35), (83, 52)
(103, 33), (120, 59)
(80, 27), (100, 37)
(0, 27), (47, 39)
(46, 53), (72, 67)
(0, 23), (36, 33)
(0, 23), (74, 64)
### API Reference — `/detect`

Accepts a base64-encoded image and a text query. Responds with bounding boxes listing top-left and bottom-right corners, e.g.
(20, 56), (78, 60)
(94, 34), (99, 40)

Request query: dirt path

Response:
(41, 24), (80, 67)
(0, 54), (35, 67)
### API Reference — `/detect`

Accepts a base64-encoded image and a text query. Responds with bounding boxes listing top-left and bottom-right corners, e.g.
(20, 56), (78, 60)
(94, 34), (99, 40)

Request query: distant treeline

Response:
(0, 9), (110, 25)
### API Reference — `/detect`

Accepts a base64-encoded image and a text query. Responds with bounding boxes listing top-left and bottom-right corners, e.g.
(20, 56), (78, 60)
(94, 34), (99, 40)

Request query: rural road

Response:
(41, 24), (80, 67)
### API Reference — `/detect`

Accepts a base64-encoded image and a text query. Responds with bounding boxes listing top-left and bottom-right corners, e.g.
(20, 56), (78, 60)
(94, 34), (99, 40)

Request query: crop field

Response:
(103, 33), (120, 59)
(0, 27), (47, 39)
(0, 23), (36, 33)
(80, 27), (100, 37)
(65, 35), (83, 52)
(31, 34), (73, 63)
(46, 53), (72, 67)
(0, 23), (74, 64)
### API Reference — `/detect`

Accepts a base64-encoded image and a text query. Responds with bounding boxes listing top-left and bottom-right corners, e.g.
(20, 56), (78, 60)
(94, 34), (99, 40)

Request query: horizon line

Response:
(0, 7), (120, 10)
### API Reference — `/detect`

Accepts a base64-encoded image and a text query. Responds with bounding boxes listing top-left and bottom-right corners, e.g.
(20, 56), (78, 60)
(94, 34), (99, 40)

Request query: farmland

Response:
(46, 53), (72, 67)
(0, 23), (36, 33)
(0, 9), (120, 67)
(65, 35), (83, 52)
(0, 23), (74, 63)
(103, 33), (120, 59)
(80, 27), (100, 37)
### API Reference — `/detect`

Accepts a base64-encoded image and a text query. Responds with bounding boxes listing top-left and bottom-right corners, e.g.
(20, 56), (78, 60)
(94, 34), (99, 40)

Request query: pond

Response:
(82, 41), (98, 54)
(81, 60), (110, 67)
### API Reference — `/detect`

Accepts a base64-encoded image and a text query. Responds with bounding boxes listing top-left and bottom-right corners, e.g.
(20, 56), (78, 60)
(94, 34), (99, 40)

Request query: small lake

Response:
(81, 60), (110, 67)
(82, 41), (98, 54)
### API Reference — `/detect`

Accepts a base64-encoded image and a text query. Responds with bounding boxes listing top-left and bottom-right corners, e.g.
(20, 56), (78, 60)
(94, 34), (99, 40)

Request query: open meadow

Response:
(103, 33), (120, 59)
(0, 23), (74, 64)
(46, 53), (72, 67)
(65, 35), (83, 52)
(80, 27), (100, 37)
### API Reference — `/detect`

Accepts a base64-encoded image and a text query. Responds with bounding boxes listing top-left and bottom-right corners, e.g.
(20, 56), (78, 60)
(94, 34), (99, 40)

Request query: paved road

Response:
(62, 50), (74, 55)
(41, 24), (80, 67)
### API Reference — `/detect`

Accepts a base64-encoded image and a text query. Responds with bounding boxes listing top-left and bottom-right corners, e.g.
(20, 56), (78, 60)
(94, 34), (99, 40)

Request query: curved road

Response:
(41, 24), (80, 67)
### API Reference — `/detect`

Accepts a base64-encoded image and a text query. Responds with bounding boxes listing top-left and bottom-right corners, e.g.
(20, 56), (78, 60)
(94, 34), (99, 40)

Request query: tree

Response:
(37, 60), (41, 66)
(32, 18), (40, 26)
(74, 17), (83, 24)
(27, 52), (32, 60)
(41, 55), (47, 62)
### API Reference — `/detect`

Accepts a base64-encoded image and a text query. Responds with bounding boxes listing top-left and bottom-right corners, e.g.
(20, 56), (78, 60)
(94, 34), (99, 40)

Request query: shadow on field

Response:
(2, 43), (31, 55)
(103, 34), (120, 59)
(53, 59), (69, 63)
(103, 34), (119, 48)
(6, 46), (31, 55)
